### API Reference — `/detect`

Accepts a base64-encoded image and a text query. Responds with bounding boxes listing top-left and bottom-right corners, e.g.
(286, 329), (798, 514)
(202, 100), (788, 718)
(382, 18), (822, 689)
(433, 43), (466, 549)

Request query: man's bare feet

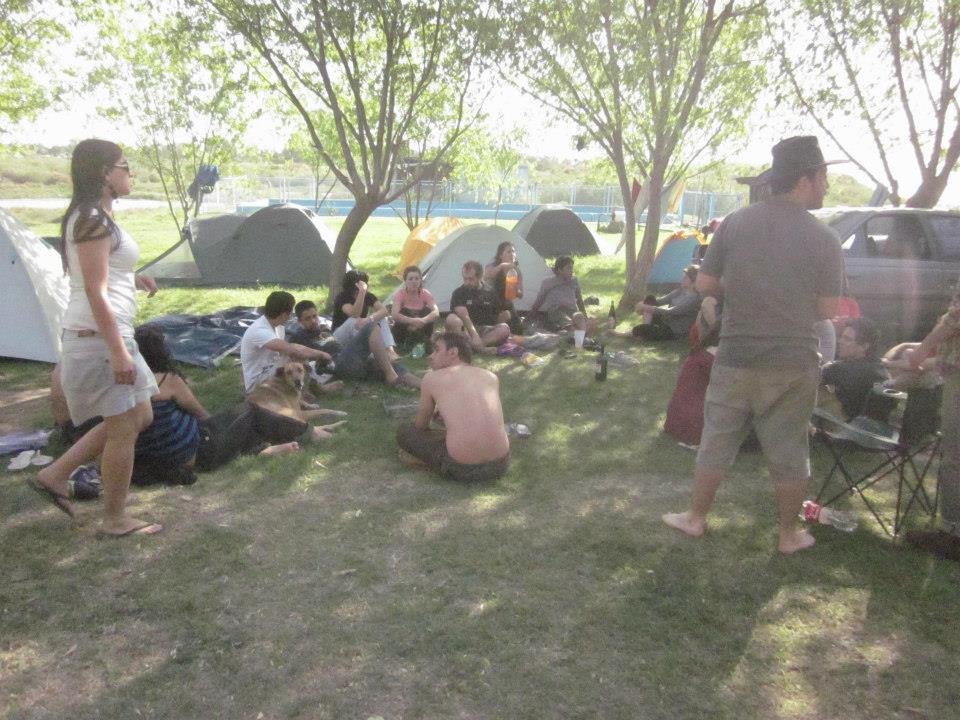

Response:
(662, 511), (707, 538)
(778, 528), (816, 554)
(398, 448), (428, 468)
(259, 441), (299, 457)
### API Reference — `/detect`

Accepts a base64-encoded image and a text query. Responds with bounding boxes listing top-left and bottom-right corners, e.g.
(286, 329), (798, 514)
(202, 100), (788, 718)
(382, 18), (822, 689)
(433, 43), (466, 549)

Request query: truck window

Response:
(864, 214), (929, 260)
(929, 216), (960, 261)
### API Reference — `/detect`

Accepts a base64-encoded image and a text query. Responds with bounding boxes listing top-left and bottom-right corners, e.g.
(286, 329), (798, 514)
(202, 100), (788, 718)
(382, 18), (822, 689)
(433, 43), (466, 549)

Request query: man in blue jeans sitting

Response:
(332, 318), (421, 388)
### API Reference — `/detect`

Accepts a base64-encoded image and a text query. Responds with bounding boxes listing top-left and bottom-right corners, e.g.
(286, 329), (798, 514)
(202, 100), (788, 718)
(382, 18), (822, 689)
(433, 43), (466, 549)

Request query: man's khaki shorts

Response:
(696, 363), (819, 479)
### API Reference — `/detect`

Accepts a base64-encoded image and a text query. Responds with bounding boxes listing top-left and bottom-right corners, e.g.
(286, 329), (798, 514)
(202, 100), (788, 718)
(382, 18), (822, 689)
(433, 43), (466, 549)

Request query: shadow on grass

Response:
(3, 327), (960, 718)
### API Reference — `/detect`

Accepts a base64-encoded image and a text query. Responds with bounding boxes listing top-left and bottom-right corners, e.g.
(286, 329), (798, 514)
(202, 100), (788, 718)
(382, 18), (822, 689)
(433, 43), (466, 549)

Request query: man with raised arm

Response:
(662, 136), (844, 554)
(396, 332), (510, 481)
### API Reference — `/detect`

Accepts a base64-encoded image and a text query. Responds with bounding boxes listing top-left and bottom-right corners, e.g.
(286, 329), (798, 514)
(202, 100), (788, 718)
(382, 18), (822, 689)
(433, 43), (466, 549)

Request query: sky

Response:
(9, 80), (960, 208)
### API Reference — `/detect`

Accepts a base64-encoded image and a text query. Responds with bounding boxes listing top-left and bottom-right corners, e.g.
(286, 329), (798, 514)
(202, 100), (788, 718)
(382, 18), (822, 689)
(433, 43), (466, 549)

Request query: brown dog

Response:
(247, 362), (346, 423)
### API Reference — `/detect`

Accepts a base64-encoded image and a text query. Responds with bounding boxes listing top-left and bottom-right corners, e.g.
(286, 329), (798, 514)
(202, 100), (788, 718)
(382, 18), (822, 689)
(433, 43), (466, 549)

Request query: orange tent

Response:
(395, 217), (464, 276)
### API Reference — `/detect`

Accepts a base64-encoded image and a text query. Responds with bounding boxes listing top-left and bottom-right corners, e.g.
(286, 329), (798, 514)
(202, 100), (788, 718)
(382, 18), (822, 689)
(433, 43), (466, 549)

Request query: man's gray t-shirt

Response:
(701, 198), (843, 371)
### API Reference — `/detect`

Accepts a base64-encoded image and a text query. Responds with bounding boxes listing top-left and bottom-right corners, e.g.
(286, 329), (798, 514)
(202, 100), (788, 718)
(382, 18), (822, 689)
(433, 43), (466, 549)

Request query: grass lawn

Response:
(2, 210), (960, 719)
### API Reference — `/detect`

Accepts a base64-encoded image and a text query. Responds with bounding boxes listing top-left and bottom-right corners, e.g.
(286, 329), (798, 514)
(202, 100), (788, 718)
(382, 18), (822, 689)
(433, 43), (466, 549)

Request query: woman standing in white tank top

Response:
(29, 139), (163, 538)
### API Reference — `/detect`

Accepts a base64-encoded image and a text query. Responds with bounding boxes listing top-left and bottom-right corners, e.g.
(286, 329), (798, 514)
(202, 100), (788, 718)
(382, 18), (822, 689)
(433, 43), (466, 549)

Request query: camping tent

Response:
(0, 209), (69, 362)
(140, 204), (343, 285)
(647, 229), (705, 285)
(394, 216), (464, 276)
(403, 224), (552, 312)
(512, 204), (600, 257)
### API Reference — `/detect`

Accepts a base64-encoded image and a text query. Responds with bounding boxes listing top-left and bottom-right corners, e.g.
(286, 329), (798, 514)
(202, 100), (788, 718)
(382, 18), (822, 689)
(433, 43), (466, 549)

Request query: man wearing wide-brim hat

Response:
(663, 135), (844, 554)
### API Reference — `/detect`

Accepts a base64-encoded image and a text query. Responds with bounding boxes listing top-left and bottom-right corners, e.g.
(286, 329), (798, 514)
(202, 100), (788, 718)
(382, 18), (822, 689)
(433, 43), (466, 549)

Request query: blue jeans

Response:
(333, 321), (407, 381)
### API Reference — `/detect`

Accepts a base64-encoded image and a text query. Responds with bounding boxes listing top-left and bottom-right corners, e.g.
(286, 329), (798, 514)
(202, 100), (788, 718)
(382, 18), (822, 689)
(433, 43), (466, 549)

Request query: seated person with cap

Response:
(528, 255), (598, 336)
(820, 317), (892, 420)
(396, 332), (510, 481)
(445, 260), (511, 352)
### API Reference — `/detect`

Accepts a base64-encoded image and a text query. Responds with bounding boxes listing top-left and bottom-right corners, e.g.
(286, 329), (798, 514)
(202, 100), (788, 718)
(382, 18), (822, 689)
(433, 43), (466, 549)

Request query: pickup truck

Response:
(813, 207), (960, 343)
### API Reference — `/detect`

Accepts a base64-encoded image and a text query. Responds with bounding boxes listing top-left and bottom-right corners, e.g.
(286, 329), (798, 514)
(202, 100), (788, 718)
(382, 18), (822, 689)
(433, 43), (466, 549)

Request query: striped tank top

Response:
(135, 399), (200, 464)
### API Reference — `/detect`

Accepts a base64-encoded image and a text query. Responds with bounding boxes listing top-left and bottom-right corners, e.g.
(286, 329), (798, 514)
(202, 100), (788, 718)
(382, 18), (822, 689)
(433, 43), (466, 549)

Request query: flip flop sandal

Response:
(31, 454), (54, 466)
(26, 478), (76, 519)
(8, 450), (36, 471)
(96, 521), (163, 539)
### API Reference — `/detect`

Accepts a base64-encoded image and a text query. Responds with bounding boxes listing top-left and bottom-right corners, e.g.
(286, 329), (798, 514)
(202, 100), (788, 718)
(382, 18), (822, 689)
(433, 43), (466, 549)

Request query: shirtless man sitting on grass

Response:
(396, 332), (510, 482)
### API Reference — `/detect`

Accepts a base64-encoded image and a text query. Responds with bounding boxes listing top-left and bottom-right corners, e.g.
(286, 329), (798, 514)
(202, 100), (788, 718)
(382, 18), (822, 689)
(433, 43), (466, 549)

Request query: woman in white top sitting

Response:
(30, 139), (162, 538)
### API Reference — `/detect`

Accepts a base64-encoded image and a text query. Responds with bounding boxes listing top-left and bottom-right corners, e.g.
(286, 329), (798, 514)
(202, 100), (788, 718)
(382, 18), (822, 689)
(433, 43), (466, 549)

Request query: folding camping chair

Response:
(812, 384), (943, 536)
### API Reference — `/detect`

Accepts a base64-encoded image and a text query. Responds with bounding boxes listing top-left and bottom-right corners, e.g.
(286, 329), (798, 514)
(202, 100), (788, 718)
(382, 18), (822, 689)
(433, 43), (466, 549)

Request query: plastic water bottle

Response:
(607, 301), (617, 329)
(801, 500), (858, 532)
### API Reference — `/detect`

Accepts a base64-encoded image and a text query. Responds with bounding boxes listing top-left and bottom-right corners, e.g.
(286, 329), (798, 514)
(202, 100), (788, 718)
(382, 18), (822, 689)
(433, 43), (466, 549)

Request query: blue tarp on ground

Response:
(144, 306), (261, 368)
(144, 306), (334, 369)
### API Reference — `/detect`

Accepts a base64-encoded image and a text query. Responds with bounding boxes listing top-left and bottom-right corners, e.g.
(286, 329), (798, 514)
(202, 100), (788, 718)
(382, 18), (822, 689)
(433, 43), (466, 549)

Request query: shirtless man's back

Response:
(397, 332), (510, 481)
(426, 364), (509, 464)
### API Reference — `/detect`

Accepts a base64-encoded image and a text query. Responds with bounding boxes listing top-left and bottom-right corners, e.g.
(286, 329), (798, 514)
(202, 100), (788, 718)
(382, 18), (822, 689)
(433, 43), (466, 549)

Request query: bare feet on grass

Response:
(312, 420), (347, 440)
(398, 449), (428, 468)
(259, 441), (300, 457)
(319, 380), (344, 394)
(778, 528), (816, 555)
(662, 511), (707, 538)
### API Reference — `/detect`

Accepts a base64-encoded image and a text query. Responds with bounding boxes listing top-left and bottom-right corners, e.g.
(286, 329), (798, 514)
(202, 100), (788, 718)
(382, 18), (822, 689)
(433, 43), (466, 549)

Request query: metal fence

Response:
(203, 176), (742, 225)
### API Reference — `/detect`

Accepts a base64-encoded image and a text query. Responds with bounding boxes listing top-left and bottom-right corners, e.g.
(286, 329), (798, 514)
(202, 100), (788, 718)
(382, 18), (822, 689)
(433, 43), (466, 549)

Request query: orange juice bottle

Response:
(505, 268), (519, 301)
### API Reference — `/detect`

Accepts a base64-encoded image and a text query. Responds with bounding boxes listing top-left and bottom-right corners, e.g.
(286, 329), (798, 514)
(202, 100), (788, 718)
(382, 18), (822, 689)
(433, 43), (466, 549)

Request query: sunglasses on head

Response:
(113, 161), (131, 172)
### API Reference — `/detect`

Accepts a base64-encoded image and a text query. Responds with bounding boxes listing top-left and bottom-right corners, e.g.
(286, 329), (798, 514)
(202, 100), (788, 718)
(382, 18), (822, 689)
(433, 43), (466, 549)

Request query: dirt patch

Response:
(0, 388), (50, 435)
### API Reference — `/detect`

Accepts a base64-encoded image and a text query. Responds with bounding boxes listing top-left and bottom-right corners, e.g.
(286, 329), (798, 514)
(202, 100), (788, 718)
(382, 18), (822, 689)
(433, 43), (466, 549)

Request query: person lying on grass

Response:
(130, 324), (345, 486)
(397, 332), (510, 482)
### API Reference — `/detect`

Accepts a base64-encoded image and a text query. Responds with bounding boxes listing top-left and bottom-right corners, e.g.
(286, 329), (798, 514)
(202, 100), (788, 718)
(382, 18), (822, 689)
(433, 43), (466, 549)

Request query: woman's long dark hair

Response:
(492, 241), (517, 267)
(134, 324), (182, 377)
(341, 269), (370, 301)
(59, 139), (123, 271)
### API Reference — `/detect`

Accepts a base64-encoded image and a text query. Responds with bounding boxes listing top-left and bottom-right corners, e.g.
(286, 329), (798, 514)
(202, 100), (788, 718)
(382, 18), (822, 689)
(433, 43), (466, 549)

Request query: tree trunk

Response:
(611, 154), (636, 313)
(621, 163), (666, 308)
(905, 173), (951, 209)
(326, 198), (375, 310)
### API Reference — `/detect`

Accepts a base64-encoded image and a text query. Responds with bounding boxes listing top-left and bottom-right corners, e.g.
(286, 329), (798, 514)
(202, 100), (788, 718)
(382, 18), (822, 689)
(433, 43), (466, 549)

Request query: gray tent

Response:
(141, 204), (343, 285)
(512, 204), (600, 257)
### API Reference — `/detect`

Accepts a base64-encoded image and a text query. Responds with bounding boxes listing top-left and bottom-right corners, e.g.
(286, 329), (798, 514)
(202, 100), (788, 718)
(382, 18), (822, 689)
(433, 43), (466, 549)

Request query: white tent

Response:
(398, 224), (553, 312)
(0, 209), (69, 362)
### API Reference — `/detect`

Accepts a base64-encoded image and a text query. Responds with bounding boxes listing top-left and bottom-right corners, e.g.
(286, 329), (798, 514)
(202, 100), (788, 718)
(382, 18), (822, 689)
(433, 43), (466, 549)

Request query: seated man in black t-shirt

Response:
(444, 260), (510, 352)
(821, 317), (891, 420)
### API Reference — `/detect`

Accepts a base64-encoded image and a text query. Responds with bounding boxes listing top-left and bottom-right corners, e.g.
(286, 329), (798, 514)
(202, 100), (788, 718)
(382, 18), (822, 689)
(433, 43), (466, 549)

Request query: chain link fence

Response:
(203, 176), (742, 225)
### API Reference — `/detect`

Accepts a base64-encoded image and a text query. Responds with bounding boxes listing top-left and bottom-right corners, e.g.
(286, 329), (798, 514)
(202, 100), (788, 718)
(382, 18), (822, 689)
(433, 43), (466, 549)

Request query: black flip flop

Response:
(26, 478), (76, 519)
